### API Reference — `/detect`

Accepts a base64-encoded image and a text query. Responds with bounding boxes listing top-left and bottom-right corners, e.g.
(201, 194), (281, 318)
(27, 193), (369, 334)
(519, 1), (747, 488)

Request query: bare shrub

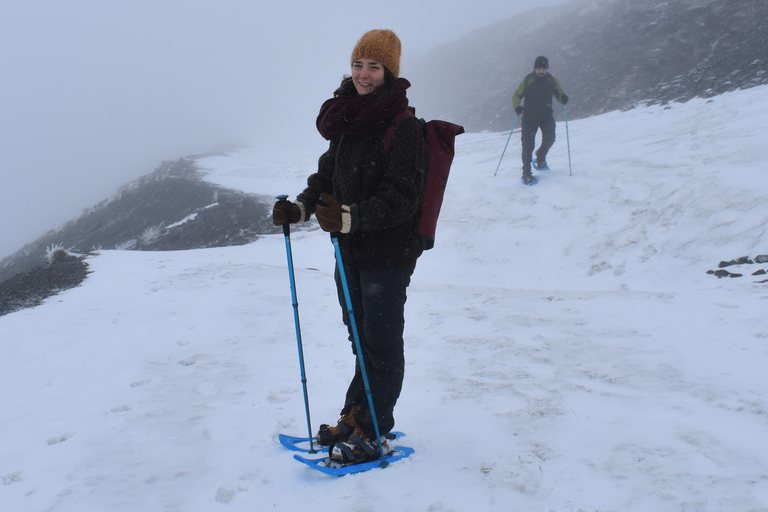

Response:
(44, 243), (72, 265)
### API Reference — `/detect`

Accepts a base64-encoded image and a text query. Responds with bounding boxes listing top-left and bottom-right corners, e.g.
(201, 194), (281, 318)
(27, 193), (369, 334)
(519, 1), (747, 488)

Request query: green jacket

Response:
(512, 72), (567, 120)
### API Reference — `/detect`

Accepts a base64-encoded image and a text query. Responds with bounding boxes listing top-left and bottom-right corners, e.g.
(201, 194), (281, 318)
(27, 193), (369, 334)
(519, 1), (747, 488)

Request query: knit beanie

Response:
(350, 29), (402, 77)
(534, 56), (549, 69)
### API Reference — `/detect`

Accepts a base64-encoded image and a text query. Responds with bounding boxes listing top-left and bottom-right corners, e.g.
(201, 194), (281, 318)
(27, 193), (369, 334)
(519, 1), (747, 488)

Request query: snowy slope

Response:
(2, 86), (768, 511)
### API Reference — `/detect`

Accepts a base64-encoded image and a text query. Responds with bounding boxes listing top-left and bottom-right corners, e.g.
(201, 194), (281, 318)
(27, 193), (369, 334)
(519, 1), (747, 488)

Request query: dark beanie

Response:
(534, 56), (549, 69)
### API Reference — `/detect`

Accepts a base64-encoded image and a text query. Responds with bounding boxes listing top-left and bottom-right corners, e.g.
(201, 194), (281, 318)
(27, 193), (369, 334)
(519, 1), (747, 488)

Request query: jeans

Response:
(334, 264), (413, 436)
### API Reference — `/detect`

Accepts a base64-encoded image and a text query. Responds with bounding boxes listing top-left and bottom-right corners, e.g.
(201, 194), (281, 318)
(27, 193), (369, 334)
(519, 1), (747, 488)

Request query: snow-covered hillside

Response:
(2, 86), (767, 511)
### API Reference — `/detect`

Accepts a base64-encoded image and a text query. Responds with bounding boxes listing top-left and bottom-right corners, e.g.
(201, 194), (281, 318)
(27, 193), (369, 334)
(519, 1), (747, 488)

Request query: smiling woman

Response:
(272, 29), (427, 466)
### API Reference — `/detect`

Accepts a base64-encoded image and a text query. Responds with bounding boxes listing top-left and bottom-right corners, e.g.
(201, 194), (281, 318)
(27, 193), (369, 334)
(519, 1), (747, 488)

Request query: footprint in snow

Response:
(2, 472), (22, 485)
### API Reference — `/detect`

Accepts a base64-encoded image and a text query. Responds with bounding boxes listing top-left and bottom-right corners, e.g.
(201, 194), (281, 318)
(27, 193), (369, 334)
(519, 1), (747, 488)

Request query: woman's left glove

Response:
(315, 193), (358, 234)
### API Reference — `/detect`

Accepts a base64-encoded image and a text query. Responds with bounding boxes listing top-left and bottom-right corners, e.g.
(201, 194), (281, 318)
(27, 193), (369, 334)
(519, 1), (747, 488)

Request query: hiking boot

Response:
(316, 405), (360, 446)
(536, 159), (547, 169)
(522, 173), (536, 185)
(330, 427), (391, 464)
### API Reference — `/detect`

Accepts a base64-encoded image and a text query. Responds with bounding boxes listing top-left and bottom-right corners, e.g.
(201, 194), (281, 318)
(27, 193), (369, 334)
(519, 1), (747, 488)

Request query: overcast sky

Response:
(0, 0), (568, 259)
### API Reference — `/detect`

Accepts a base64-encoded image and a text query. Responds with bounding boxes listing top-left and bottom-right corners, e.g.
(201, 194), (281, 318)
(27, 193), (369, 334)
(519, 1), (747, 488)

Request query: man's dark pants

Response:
(521, 113), (556, 170)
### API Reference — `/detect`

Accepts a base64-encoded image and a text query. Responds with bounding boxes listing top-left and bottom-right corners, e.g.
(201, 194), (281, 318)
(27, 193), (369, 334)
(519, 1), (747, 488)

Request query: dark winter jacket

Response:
(297, 77), (426, 271)
(512, 72), (567, 121)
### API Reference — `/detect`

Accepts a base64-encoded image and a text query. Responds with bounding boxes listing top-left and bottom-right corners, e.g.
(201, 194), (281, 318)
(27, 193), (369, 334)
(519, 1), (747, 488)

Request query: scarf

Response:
(316, 77), (411, 141)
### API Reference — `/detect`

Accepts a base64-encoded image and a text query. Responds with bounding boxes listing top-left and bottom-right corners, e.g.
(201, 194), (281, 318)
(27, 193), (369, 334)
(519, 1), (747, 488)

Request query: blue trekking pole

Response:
(494, 115), (519, 177)
(276, 194), (316, 453)
(330, 233), (389, 468)
(565, 105), (573, 176)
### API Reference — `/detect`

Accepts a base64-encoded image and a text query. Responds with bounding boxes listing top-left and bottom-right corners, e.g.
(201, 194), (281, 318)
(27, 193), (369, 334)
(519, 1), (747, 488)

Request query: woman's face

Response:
(351, 58), (386, 95)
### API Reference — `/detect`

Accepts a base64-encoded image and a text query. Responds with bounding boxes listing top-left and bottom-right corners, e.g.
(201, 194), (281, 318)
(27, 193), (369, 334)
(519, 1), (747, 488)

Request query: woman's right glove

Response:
(272, 200), (303, 226)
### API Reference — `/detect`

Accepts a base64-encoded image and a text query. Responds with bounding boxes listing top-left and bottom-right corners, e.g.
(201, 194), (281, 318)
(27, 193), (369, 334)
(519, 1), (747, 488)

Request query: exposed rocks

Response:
(718, 256), (754, 268)
(706, 254), (768, 280)
(0, 250), (90, 316)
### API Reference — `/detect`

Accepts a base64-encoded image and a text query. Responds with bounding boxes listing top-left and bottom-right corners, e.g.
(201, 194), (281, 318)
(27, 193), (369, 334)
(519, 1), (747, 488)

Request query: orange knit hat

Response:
(350, 29), (402, 77)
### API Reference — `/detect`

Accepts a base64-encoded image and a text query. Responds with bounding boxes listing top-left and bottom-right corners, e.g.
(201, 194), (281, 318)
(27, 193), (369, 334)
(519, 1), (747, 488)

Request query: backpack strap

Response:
(383, 107), (417, 157)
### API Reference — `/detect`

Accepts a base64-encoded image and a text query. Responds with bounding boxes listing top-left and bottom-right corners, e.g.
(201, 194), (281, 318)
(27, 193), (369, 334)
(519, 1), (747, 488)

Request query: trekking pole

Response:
(493, 115), (519, 177)
(330, 233), (389, 468)
(276, 194), (316, 453)
(565, 105), (573, 176)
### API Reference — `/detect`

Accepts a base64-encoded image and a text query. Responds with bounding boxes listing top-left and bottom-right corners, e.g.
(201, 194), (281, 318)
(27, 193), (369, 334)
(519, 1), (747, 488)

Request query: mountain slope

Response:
(408, 0), (768, 131)
(0, 157), (280, 285)
(4, 0), (766, 289)
(2, 85), (767, 511)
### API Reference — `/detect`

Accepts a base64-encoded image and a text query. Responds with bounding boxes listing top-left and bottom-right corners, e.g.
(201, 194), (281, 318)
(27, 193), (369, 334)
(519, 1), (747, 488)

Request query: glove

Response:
(561, 94), (568, 105)
(515, 105), (524, 116)
(315, 193), (357, 233)
(272, 200), (302, 226)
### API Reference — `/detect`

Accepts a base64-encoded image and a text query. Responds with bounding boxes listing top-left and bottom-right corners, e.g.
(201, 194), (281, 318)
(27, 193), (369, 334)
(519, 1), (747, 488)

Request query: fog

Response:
(0, 0), (567, 259)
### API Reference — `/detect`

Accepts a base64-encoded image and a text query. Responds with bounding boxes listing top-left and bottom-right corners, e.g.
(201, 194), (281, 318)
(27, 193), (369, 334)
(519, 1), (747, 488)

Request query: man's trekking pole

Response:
(494, 115), (520, 177)
(330, 233), (389, 468)
(276, 194), (316, 453)
(565, 105), (573, 176)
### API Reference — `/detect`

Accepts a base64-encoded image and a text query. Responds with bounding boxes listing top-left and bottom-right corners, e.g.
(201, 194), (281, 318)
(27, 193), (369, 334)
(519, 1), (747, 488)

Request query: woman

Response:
(272, 29), (426, 463)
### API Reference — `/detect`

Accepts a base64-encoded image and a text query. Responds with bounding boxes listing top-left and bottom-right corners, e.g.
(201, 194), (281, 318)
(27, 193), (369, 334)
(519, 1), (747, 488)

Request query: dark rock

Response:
(719, 256), (753, 267)
(0, 252), (90, 317)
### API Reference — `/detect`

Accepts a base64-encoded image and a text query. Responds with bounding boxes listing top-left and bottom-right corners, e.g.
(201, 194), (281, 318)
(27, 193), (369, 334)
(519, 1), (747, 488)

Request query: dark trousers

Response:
(334, 264), (413, 437)
(521, 114), (556, 170)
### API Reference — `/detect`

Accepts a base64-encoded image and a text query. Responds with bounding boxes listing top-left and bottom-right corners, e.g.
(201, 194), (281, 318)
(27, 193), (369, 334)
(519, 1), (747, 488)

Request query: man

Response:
(512, 56), (568, 185)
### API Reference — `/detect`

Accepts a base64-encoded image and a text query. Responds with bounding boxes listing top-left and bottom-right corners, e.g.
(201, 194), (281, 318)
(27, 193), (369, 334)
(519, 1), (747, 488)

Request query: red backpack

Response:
(384, 108), (464, 250)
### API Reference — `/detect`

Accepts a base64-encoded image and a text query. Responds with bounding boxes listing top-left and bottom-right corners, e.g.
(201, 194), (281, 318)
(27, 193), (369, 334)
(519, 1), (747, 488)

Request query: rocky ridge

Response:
(0, 157), (283, 315)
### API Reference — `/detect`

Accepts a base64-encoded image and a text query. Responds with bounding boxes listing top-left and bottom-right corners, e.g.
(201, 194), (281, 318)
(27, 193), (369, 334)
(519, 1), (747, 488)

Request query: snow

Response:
(3, 85), (768, 511)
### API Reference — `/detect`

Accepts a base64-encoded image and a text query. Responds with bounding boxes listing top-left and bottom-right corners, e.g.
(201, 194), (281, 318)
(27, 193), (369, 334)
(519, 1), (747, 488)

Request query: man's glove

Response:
(315, 193), (357, 234)
(515, 105), (524, 116)
(561, 94), (569, 105)
(272, 200), (302, 226)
